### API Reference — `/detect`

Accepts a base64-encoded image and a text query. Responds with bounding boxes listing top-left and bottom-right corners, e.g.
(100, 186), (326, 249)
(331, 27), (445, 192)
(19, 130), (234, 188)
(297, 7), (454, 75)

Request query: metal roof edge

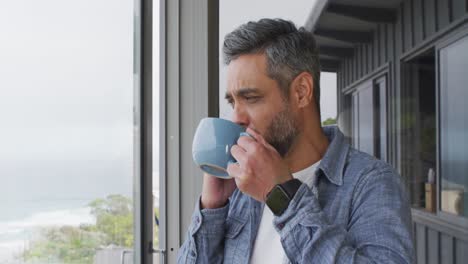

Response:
(304, 0), (329, 31)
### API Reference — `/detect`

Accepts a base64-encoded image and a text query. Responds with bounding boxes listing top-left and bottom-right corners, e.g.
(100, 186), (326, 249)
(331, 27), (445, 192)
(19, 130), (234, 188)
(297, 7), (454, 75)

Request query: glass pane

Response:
(440, 35), (468, 218)
(357, 84), (375, 155)
(352, 94), (359, 147)
(352, 81), (375, 156)
(351, 77), (387, 160)
(0, 1), (135, 263)
(400, 51), (436, 212)
(376, 77), (387, 161)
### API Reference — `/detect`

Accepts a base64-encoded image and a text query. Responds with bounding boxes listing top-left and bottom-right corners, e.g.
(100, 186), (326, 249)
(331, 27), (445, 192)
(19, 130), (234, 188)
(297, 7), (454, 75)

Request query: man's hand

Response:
(201, 173), (237, 209)
(227, 128), (293, 202)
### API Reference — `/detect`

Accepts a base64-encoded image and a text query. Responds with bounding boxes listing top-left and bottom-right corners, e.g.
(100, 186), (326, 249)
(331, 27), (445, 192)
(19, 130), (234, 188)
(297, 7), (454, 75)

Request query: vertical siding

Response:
(416, 225), (427, 264)
(362, 44), (368, 75)
(413, 221), (468, 264)
(425, 0), (437, 37)
(414, 0), (425, 43)
(440, 234), (454, 264)
(374, 29), (379, 67)
(452, 0), (467, 21)
(427, 229), (440, 264)
(362, 45), (366, 76)
(394, 3), (404, 169)
(367, 43), (373, 73)
(354, 46), (359, 81)
(437, 0), (451, 30)
(455, 239), (468, 264)
(404, 0), (413, 51)
(380, 24), (387, 64)
(346, 58), (351, 85)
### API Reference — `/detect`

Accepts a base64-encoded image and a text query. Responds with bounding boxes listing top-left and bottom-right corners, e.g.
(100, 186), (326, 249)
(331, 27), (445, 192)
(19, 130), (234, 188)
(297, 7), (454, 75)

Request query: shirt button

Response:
(195, 216), (200, 223)
(277, 223), (284, 230)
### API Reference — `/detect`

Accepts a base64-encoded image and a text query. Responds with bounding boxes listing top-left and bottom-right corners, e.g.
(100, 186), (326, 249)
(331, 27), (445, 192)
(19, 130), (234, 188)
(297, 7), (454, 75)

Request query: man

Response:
(177, 18), (414, 263)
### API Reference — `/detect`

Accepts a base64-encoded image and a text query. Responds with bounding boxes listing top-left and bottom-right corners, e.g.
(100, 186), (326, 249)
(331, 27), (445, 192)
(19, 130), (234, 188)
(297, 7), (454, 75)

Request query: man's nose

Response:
(231, 106), (249, 127)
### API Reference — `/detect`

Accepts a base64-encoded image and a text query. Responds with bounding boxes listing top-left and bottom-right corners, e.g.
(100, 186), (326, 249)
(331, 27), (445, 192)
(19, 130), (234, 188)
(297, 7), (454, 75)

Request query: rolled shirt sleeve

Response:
(177, 197), (230, 264)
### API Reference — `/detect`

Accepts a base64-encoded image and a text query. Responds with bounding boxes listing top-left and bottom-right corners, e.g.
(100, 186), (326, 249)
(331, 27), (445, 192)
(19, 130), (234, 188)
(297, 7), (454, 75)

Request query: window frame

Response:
(402, 23), (468, 231)
(134, 0), (155, 263)
(435, 24), (468, 228)
(344, 64), (389, 160)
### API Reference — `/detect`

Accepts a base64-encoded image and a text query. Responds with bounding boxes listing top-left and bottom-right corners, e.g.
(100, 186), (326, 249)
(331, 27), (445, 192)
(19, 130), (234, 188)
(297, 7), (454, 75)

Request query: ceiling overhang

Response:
(306, 0), (402, 72)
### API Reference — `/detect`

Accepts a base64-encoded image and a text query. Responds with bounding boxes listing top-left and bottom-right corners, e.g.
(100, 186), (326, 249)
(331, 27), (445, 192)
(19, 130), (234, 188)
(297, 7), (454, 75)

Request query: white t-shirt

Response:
(249, 160), (320, 264)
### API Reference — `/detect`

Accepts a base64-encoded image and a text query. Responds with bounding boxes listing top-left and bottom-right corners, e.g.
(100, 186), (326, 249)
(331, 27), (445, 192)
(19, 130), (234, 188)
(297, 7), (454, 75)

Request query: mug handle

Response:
(227, 132), (254, 164)
(239, 132), (253, 138)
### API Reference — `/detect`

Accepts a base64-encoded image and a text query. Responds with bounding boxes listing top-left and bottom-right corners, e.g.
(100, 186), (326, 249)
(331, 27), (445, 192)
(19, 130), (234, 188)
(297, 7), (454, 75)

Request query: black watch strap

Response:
(266, 178), (303, 216)
(280, 178), (303, 199)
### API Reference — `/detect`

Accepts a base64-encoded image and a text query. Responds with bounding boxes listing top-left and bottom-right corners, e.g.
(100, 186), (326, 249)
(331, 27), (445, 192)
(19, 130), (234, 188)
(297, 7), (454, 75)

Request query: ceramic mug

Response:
(192, 117), (249, 178)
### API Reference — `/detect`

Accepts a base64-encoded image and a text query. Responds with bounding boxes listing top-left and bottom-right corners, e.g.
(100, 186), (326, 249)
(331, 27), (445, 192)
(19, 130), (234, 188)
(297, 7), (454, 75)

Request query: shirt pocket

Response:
(225, 216), (247, 239)
(224, 216), (248, 264)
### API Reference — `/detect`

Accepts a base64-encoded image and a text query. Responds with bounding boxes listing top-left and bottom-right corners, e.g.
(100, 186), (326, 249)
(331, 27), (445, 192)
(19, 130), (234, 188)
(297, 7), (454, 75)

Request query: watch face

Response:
(266, 185), (290, 216)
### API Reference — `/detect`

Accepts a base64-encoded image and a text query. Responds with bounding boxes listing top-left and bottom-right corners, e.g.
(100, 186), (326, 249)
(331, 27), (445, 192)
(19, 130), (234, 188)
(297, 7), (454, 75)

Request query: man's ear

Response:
(290, 72), (314, 108)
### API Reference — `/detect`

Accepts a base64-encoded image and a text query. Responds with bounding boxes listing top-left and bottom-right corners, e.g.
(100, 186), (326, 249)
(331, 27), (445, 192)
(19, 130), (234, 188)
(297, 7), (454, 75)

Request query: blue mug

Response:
(192, 117), (248, 178)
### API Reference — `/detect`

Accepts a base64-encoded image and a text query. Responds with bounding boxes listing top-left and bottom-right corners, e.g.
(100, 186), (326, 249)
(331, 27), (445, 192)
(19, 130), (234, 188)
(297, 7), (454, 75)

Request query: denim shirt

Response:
(177, 126), (415, 264)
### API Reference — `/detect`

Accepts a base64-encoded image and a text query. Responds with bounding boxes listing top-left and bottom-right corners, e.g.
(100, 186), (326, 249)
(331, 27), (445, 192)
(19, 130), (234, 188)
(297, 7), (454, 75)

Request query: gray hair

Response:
(223, 18), (321, 116)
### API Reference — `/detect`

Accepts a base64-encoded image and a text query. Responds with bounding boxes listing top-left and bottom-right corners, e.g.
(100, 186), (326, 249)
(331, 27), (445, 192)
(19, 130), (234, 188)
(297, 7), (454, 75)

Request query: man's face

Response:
(225, 54), (299, 156)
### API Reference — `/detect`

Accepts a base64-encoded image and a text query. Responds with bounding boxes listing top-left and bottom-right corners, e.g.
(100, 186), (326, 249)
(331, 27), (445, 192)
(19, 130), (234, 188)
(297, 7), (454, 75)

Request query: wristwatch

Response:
(266, 178), (303, 216)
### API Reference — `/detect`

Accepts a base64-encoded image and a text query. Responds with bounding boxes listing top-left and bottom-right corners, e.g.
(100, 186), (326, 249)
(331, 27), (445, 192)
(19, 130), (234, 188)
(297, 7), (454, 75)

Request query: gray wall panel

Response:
(437, 0), (451, 30)
(394, 4), (403, 169)
(396, 4), (404, 57)
(380, 24), (387, 64)
(416, 224), (427, 264)
(452, 0), (467, 21)
(359, 45), (364, 78)
(363, 44), (368, 75)
(425, 0), (437, 37)
(346, 58), (349, 87)
(374, 30), (379, 68)
(404, 0), (413, 52)
(354, 47), (358, 82)
(414, 0), (425, 43)
(367, 43), (373, 73)
(441, 234), (454, 264)
(455, 239), (468, 264)
(427, 229), (440, 264)
(387, 24), (395, 61)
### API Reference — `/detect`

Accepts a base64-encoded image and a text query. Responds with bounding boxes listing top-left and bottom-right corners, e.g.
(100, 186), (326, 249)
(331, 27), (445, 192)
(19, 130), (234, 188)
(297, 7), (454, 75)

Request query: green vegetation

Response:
(322, 117), (337, 126)
(21, 194), (135, 264)
(154, 207), (160, 247)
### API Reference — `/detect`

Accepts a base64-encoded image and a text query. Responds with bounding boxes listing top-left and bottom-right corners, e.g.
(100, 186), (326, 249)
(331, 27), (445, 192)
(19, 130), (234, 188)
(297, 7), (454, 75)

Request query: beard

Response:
(263, 103), (299, 157)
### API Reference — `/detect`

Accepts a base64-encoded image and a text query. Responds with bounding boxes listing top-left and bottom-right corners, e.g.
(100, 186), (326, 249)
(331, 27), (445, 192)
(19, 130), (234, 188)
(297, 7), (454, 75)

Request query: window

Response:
(0, 1), (141, 263)
(439, 33), (468, 218)
(351, 75), (388, 160)
(401, 50), (437, 212)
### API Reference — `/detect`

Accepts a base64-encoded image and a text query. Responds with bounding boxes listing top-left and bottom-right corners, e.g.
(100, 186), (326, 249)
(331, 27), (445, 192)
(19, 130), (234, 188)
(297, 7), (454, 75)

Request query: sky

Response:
(0, 0), (135, 209)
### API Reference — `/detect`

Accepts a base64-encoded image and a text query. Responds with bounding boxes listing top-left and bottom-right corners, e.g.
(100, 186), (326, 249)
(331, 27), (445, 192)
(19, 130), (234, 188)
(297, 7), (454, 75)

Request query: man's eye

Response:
(246, 96), (260, 103)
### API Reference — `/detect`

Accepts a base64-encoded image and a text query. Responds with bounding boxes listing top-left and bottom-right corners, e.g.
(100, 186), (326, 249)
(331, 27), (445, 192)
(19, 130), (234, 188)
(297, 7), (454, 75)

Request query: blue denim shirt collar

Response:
(317, 126), (349, 186)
